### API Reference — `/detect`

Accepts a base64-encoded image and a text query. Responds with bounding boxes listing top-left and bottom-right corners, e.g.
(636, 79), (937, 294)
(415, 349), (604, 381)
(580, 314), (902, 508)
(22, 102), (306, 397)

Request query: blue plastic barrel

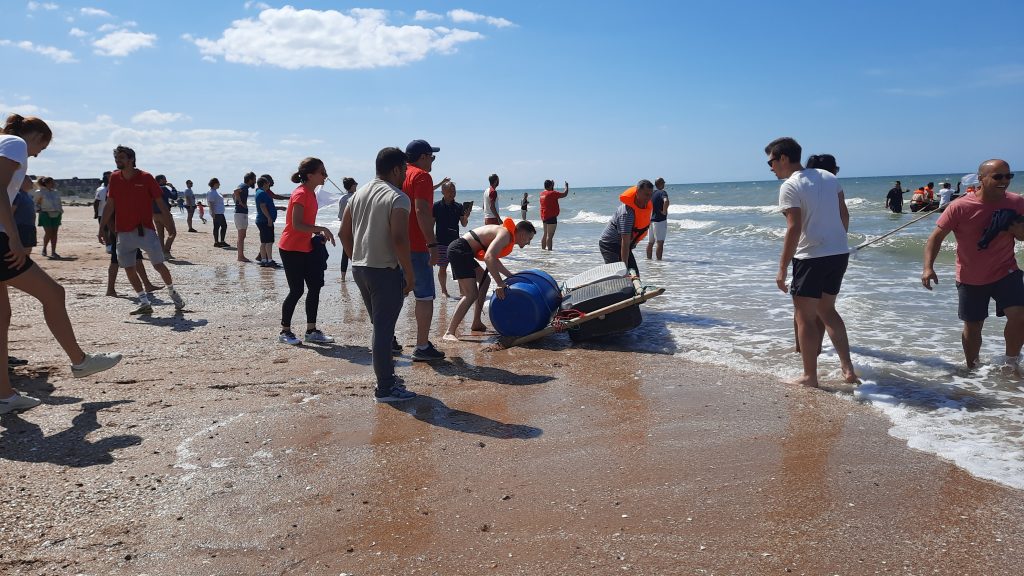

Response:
(488, 269), (563, 337)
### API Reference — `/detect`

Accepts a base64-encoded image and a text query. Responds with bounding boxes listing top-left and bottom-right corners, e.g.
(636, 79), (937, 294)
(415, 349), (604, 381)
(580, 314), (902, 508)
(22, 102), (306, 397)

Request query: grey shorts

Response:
(116, 228), (164, 267)
(649, 220), (668, 242)
(234, 213), (249, 230)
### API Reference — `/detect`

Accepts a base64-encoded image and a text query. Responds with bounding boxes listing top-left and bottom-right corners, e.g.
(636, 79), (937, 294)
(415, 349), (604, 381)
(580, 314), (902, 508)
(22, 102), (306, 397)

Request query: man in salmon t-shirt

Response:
(98, 145), (185, 316)
(923, 158), (1024, 371)
(403, 139), (447, 362)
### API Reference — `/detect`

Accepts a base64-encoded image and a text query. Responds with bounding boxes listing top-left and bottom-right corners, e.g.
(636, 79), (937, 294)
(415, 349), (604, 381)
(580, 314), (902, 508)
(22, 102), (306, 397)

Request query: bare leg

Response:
(646, 240), (654, 259)
(151, 262), (175, 286)
(51, 227), (59, 255)
(415, 299), (433, 347)
(655, 240), (664, 261)
(1003, 306), (1024, 358)
(237, 228), (250, 262)
(962, 320), (983, 369)
(438, 264), (449, 297)
(0, 286), (13, 397)
(470, 272), (490, 331)
(817, 292), (857, 383)
(123, 266), (145, 294)
(136, 259), (160, 292)
(6, 265), (86, 365)
(106, 262), (118, 296)
(444, 277), (479, 340)
(791, 296), (822, 387)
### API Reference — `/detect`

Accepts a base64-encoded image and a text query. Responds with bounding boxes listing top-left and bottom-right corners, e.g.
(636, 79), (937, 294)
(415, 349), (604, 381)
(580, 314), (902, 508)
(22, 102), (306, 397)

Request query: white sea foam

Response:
(562, 210), (608, 224)
(668, 204), (777, 215)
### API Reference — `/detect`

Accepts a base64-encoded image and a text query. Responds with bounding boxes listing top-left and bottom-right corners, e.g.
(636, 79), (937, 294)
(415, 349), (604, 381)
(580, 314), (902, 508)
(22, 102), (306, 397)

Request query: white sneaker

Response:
(71, 352), (123, 378)
(0, 393), (41, 414)
(169, 290), (186, 311)
(304, 330), (335, 344)
(279, 331), (302, 345)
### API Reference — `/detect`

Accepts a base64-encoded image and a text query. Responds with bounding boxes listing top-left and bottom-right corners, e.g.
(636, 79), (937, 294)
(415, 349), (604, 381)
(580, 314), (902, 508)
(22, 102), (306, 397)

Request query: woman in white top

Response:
(34, 175), (62, 258)
(0, 114), (122, 415)
(336, 177), (356, 281)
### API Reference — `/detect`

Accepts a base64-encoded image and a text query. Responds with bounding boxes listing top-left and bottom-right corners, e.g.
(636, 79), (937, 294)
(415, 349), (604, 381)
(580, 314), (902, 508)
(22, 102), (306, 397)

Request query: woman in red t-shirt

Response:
(277, 157), (336, 346)
(539, 179), (570, 250)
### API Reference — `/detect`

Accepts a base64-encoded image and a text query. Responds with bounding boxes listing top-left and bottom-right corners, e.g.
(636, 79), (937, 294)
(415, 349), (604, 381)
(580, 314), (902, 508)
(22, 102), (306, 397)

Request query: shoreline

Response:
(2, 206), (1022, 575)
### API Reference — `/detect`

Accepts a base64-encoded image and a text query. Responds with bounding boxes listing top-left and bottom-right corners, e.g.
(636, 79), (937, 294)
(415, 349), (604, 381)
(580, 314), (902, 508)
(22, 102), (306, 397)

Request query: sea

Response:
(225, 173), (1024, 491)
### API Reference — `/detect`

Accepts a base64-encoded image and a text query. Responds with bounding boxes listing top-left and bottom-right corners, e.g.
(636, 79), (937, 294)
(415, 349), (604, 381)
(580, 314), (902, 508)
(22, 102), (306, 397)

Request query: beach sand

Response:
(2, 206), (1022, 575)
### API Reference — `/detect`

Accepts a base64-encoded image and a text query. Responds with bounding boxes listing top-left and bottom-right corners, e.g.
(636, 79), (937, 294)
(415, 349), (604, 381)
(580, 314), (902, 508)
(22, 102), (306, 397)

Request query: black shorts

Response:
(0, 232), (34, 282)
(447, 238), (480, 280)
(956, 269), (1024, 322)
(256, 222), (275, 244)
(542, 217), (557, 225)
(790, 253), (849, 298)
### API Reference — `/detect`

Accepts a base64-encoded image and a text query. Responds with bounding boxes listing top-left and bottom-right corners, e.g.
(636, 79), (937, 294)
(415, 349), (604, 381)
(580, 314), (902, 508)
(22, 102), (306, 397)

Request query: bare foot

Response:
(786, 375), (819, 388)
(842, 366), (859, 384)
(106, 290), (118, 297)
(145, 284), (164, 292)
(442, 333), (460, 342)
(441, 293), (450, 299)
(470, 323), (488, 332)
(238, 257), (252, 263)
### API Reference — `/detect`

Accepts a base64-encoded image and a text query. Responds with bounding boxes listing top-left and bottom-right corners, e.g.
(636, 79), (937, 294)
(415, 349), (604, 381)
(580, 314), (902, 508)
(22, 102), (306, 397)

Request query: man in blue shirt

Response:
(254, 174), (281, 268)
(154, 174), (176, 259)
(432, 180), (469, 298)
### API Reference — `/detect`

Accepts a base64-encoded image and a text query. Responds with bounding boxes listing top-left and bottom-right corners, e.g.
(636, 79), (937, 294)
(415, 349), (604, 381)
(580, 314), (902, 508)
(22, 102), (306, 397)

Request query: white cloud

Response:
(97, 23), (120, 32)
(0, 39), (77, 63)
(244, 1), (271, 9)
(93, 30), (157, 57)
(414, 10), (443, 21)
(69, 27), (87, 37)
(447, 9), (514, 28)
(80, 7), (111, 17)
(131, 109), (191, 125)
(0, 101), (49, 116)
(187, 6), (484, 70)
(27, 2), (59, 11)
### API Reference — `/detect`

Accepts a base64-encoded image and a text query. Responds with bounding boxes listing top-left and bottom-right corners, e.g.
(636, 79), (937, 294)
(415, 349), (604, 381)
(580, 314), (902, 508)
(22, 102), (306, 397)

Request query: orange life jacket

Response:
(619, 186), (653, 247)
(475, 217), (517, 260)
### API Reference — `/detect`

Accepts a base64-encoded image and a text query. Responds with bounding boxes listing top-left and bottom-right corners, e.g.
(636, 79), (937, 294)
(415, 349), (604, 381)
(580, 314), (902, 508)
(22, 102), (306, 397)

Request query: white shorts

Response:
(116, 228), (164, 267)
(234, 213), (249, 230)
(649, 220), (668, 242)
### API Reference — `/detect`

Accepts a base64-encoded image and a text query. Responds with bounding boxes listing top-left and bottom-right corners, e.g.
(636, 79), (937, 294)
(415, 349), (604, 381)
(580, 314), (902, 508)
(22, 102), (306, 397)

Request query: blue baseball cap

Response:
(406, 139), (440, 162)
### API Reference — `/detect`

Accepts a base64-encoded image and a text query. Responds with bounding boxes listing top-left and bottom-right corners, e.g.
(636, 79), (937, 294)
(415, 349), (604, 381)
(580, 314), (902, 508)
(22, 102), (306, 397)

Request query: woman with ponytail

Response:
(276, 157), (336, 345)
(0, 114), (122, 414)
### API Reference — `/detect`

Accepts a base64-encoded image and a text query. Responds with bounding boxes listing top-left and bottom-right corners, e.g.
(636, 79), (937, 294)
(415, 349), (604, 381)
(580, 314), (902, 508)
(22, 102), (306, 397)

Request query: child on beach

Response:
(197, 201), (207, 224)
(1, 113), (123, 415)
(443, 218), (536, 341)
(254, 175), (280, 267)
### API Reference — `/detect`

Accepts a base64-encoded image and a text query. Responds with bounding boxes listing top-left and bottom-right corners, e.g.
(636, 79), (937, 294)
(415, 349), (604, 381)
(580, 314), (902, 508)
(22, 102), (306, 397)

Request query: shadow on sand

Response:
(388, 394), (542, 439)
(0, 400), (142, 467)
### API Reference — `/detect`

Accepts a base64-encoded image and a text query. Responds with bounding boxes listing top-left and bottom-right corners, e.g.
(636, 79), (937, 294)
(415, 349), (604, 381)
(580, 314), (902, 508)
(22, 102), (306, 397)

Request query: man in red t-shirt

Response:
(539, 179), (570, 250)
(402, 139), (448, 361)
(98, 145), (185, 316)
(483, 173), (501, 225)
(923, 158), (1024, 370)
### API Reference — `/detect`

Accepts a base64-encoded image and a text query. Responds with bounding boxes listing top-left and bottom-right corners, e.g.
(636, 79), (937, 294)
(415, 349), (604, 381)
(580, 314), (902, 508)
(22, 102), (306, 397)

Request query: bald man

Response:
(923, 159), (1024, 370)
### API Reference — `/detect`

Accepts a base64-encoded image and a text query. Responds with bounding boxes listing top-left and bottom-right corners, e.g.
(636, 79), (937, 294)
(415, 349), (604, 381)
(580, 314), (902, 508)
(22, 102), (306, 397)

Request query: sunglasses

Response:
(991, 173), (1015, 181)
(767, 157), (777, 167)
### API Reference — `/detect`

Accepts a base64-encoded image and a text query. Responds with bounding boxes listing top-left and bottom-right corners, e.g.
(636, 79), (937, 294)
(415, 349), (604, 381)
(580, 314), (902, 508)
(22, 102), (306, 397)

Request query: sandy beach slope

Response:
(2, 206), (1022, 575)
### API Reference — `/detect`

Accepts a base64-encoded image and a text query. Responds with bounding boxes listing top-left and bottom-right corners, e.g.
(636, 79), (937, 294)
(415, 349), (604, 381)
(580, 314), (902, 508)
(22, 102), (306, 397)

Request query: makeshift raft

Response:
(489, 263), (665, 349)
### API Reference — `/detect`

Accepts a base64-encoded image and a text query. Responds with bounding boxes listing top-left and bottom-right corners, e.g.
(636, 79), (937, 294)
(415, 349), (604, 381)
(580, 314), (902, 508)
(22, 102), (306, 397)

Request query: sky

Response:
(2, 0), (1023, 190)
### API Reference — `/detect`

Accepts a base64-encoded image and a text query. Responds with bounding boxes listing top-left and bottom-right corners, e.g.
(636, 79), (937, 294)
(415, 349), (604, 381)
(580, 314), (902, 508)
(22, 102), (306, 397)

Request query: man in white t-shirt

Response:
(937, 182), (955, 209)
(766, 136), (857, 388)
(93, 171), (110, 220)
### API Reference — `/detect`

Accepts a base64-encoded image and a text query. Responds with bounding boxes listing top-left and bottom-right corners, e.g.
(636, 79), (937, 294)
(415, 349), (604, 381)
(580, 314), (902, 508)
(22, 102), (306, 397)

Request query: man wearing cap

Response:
(403, 139), (448, 361)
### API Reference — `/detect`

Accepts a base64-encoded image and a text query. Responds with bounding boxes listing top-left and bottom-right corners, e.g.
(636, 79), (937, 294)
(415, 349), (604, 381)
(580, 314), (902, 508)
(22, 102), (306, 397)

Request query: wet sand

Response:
(2, 206), (1023, 575)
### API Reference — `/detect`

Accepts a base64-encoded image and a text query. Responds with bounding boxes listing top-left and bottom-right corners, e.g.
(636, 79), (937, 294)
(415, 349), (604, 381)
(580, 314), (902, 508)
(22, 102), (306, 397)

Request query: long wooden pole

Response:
(854, 208), (938, 251)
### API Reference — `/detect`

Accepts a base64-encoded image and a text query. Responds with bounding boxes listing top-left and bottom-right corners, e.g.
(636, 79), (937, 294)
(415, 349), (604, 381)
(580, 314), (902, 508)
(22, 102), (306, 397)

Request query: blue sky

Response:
(2, 0), (1022, 189)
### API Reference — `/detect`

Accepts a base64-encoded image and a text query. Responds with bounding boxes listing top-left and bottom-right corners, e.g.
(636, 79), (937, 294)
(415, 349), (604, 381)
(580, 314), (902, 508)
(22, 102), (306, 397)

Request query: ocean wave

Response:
(706, 223), (786, 240)
(562, 210), (608, 224)
(672, 219), (715, 230)
(668, 204), (777, 215)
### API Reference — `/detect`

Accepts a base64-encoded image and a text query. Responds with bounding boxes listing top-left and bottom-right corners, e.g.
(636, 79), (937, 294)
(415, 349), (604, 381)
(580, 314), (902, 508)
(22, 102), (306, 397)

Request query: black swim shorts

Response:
(542, 217), (557, 225)
(257, 222), (275, 244)
(956, 269), (1024, 322)
(790, 253), (849, 298)
(447, 238), (480, 280)
(0, 232), (34, 282)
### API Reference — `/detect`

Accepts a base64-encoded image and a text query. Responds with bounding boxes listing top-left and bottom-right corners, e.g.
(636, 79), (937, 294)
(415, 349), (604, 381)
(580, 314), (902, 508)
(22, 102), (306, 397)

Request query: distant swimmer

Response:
(442, 218), (536, 341)
(646, 177), (670, 261)
(922, 159), (1024, 372)
(886, 180), (906, 213)
(766, 137), (857, 388)
(520, 192), (529, 221)
(598, 180), (653, 278)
